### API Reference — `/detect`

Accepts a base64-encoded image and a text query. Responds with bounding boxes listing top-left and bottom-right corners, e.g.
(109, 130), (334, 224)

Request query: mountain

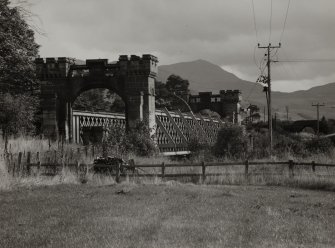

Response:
(157, 60), (335, 120)
(158, 59), (262, 94)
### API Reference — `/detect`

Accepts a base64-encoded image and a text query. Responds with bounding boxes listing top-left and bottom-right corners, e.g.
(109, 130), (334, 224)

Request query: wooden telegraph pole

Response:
(258, 43), (281, 154)
(312, 103), (325, 137)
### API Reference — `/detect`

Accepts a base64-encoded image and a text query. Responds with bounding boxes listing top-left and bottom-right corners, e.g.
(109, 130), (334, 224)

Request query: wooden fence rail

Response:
(3, 151), (335, 183)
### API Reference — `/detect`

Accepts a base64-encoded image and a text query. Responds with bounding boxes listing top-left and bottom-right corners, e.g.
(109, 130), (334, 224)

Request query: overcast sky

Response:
(26, 0), (335, 92)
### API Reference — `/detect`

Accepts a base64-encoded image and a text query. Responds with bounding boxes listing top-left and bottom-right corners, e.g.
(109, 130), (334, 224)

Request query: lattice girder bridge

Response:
(73, 109), (223, 154)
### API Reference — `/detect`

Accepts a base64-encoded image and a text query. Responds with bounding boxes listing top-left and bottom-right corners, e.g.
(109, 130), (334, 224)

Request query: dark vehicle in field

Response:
(93, 156), (137, 175)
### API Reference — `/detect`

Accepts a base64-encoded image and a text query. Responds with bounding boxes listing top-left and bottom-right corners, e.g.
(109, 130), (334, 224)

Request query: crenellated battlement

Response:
(118, 54), (158, 77)
(36, 54), (158, 79)
(220, 90), (241, 103)
(188, 89), (242, 124)
(35, 57), (75, 79)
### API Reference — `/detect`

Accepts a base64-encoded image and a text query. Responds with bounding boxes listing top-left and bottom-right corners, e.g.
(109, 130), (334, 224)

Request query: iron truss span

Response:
(72, 109), (224, 154)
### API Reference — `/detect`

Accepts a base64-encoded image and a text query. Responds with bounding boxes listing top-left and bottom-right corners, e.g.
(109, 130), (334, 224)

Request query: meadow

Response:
(1, 137), (335, 247)
(1, 183), (335, 248)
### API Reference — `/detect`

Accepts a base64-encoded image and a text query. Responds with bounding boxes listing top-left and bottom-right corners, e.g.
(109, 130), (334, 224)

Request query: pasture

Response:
(0, 183), (335, 248)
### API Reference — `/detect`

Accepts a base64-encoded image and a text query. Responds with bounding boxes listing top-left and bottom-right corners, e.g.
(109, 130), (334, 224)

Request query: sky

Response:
(23, 0), (335, 92)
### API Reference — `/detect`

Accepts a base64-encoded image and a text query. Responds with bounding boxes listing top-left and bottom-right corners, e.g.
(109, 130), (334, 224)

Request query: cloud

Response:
(29, 0), (335, 92)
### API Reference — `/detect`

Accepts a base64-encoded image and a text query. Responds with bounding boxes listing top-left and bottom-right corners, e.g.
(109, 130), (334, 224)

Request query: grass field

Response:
(1, 183), (335, 248)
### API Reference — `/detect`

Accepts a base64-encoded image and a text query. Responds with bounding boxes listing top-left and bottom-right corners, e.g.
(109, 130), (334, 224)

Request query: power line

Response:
(276, 59), (335, 63)
(251, 0), (259, 43)
(269, 0), (273, 43)
(279, 0), (291, 42)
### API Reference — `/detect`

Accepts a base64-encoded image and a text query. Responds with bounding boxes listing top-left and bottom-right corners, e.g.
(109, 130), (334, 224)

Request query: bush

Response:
(124, 122), (158, 157)
(214, 125), (248, 159)
(305, 138), (333, 155)
(0, 93), (38, 151)
(102, 121), (158, 157)
(273, 133), (306, 156)
(250, 131), (270, 158)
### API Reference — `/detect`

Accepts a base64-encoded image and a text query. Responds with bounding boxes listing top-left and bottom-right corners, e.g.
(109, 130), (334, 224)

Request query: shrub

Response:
(305, 138), (333, 155)
(250, 131), (270, 158)
(124, 122), (158, 157)
(0, 93), (38, 152)
(102, 121), (158, 157)
(273, 133), (306, 156)
(214, 125), (248, 159)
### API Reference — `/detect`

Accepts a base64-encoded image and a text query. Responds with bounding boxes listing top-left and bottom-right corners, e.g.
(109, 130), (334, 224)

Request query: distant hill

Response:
(157, 60), (335, 120)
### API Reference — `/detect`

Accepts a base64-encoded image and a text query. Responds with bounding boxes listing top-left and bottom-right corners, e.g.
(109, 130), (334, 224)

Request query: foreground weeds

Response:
(1, 137), (335, 192)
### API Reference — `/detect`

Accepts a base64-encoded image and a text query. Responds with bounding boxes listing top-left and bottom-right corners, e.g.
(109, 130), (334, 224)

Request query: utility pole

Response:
(258, 43), (281, 154)
(312, 103), (325, 137)
(285, 106), (289, 121)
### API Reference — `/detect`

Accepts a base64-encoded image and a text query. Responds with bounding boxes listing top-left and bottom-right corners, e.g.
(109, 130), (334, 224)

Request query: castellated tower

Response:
(119, 54), (158, 133)
(36, 54), (158, 141)
(220, 90), (241, 124)
(35, 57), (75, 140)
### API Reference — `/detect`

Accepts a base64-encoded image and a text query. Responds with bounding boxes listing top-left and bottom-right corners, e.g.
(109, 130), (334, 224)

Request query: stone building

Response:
(188, 90), (242, 124)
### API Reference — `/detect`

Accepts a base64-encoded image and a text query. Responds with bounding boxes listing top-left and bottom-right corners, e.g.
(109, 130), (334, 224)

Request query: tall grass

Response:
(1, 136), (335, 192)
(0, 157), (12, 191)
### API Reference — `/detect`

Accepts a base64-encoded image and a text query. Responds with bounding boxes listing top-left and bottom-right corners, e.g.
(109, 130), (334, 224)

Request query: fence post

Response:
(311, 161), (316, 173)
(161, 162), (165, 179)
(128, 159), (135, 176)
(289, 160), (294, 179)
(115, 162), (121, 183)
(76, 161), (79, 176)
(12, 162), (16, 177)
(17, 152), (22, 177)
(245, 159), (249, 181)
(26, 152), (31, 176)
(36, 152), (40, 175)
(54, 150), (57, 164)
(202, 161), (206, 183)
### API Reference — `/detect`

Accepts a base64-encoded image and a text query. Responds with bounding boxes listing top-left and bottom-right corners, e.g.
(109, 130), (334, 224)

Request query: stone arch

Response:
(36, 55), (158, 141)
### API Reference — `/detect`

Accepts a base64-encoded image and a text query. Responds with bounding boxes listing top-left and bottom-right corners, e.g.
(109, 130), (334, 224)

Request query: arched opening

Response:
(72, 88), (126, 145)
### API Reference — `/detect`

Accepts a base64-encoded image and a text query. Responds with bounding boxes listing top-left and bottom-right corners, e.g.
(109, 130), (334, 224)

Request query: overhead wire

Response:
(274, 0), (291, 63)
(277, 59), (335, 63)
(269, 0), (273, 43)
(279, 0), (291, 43)
(251, 0), (259, 43)
(246, 0), (262, 102)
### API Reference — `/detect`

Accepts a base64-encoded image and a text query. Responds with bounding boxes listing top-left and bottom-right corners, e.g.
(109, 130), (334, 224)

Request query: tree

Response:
(247, 104), (260, 123)
(73, 89), (125, 113)
(0, 93), (37, 151)
(0, 0), (40, 94)
(0, 1), (40, 151)
(155, 75), (190, 111)
(166, 74), (189, 96)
